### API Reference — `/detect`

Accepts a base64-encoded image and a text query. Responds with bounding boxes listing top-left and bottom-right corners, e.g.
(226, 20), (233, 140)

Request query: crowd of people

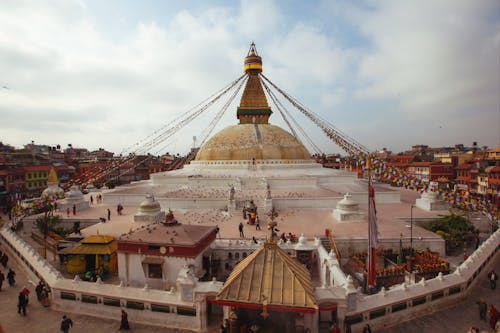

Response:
(474, 271), (500, 332)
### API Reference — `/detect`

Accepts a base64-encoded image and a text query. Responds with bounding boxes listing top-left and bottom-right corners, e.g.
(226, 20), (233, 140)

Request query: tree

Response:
(35, 214), (61, 259)
(424, 214), (476, 254)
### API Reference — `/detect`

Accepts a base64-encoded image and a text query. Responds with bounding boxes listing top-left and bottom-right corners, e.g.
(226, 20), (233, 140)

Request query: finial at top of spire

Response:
(244, 42), (262, 74)
(248, 42), (258, 56)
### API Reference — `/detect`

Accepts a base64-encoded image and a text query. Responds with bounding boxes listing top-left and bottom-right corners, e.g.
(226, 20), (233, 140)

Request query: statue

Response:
(267, 207), (279, 242)
(229, 185), (235, 201)
(164, 209), (178, 225)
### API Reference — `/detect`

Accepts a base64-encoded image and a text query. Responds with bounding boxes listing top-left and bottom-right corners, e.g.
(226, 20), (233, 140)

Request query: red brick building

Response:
(487, 166), (500, 206)
(455, 162), (474, 190)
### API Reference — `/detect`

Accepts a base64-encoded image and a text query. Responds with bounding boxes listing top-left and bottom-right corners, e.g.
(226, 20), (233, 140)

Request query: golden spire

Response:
(237, 43), (272, 124)
(47, 167), (59, 186)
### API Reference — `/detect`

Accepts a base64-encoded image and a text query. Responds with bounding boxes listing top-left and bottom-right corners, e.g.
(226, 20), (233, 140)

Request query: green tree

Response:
(424, 214), (475, 254)
(35, 214), (61, 259)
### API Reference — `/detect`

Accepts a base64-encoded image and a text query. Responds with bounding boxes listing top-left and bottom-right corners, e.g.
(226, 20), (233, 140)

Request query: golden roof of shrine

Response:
(216, 242), (318, 312)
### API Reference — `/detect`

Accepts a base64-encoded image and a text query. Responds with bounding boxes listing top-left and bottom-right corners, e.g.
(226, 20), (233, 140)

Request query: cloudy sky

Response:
(0, 0), (499, 156)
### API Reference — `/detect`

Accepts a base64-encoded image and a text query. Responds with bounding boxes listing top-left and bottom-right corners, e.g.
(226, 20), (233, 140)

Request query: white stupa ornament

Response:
(415, 184), (448, 211)
(58, 185), (90, 212)
(333, 193), (364, 222)
(134, 194), (165, 223)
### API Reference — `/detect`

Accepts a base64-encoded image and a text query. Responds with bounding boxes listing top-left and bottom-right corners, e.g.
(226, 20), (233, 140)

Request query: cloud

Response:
(0, 0), (498, 155)
(355, 1), (499, 117)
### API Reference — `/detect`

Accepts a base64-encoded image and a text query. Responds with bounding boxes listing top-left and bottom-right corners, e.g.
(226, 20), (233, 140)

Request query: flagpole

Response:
(366, 156), (375, 291)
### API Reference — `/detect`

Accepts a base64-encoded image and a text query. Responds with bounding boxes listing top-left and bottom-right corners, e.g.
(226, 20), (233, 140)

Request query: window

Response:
(61, 292), (76, 300)
(369, 308), (386, 319)
(126, 301), (145, 310)
(148, 264), (162, 279)
(82, 295), (98, 304)
(431, 291), (444, 301)
(392, 302), (407, 313)
(103, 298), (121, 307)
(151, 304), (170, 313)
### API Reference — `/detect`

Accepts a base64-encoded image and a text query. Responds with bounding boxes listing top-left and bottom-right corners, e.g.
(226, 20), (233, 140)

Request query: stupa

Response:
(415, 190), (448, 211)
(134, 194), (165, 223)
(41, 167), (65, 200)
(104, 43), (401, 216)
(58, 185), (90, 212)
(333, 193), (364, 222)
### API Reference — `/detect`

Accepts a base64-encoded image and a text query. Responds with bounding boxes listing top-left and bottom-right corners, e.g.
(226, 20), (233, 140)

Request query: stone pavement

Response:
(378, 254), (500, 333)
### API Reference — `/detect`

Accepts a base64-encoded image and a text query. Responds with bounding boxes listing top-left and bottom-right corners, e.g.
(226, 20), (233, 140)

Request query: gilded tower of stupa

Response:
(195, 43), (311, 161)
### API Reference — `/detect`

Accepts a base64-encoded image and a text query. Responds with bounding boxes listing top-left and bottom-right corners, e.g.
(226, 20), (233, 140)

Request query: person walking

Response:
(7, 268), (15, 286)
(21, 286), (30, 305)
(107, 208), (111, 221)
(0, 270), (4, 291)
(476, 298), (487, 322)
(238, 222), (244, 238)
(60, 315), (73, 333)
(90, 195), (93, 205)
(362, 324), (372, 333)
(255, 215), (261, 230)
(17, 291), (27, 316)
(66, 207), (70, 218)
(35, 280), (46, 301)
(72, 204), (76, 216)
(489, 305), (499, 330)
(119, 309), (130, 330)
(488, 270), (498, 290)
(1, 253), (8, 268)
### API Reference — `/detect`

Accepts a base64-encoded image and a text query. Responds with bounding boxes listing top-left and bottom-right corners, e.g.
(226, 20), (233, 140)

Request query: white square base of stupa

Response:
(134, 211), (166, 223)
(333, 210), (364, 222)
(415, 198), (448, 211)
(58, 200), (90, 212)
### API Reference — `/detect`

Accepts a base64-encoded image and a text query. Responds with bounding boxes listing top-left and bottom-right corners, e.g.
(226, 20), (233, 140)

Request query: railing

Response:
(0, 226), (62, 285)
